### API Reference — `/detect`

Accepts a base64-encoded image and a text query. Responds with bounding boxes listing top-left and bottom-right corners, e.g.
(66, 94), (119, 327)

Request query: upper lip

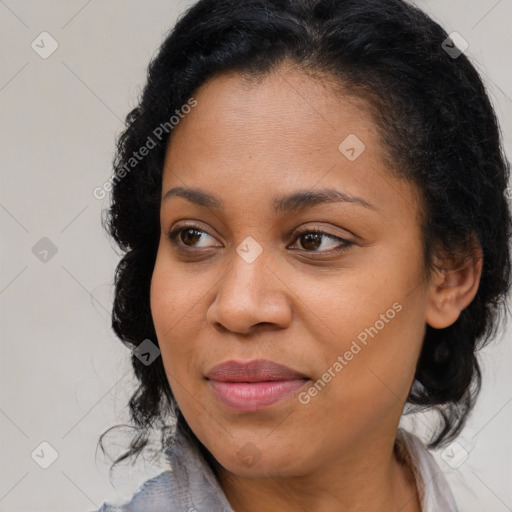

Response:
(205, 359), (307, 382)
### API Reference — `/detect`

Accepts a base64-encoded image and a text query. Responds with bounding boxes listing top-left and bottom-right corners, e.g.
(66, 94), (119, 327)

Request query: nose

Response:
(206, 247), (293, 336)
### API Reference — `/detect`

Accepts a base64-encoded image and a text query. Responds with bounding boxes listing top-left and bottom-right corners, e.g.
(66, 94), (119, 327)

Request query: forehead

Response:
(167, 67), (374, 159)
(162, 67), (419, 222)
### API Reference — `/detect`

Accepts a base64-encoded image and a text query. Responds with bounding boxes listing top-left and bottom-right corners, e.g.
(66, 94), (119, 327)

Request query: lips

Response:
(205, 359), (307, 382)
(205, 359), (309, 411)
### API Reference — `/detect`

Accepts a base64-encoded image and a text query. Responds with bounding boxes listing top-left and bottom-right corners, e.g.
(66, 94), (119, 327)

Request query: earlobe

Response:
(425, 246), (483, 329)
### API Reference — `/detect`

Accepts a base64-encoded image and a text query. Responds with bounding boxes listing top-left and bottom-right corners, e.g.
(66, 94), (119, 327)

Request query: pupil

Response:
(182, 229), (201, 246)
(302, 233), (320, 250)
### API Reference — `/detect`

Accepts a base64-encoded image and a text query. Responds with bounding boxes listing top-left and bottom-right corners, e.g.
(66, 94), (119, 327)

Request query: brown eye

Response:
(290, 228), (354, 254)
(299, 232), (322, 251)
(167, 224), (353, 255)
(179, 228), (203, 247)
(168, 224), (219, 249)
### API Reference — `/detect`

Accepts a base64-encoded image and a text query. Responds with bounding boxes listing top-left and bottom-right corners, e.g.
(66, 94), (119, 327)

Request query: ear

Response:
(425, 240), (483, 329)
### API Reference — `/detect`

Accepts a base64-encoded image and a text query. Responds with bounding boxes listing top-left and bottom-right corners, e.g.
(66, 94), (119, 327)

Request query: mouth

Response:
(205, 359), (310, 412)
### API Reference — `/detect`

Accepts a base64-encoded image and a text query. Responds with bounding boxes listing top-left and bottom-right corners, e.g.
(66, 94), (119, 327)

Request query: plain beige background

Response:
(1, 1), (511, 511)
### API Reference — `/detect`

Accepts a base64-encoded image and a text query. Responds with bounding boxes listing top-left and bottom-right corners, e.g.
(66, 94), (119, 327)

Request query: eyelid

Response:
(288, 223), (351, 242)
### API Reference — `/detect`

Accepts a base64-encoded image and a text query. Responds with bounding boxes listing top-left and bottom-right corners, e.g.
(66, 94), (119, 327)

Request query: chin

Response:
(215, 451), (300, 478)
(205, 434), (311, 479)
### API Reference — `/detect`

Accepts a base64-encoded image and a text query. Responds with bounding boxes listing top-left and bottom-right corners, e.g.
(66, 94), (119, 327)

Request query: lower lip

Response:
(208, 379), (308, 412)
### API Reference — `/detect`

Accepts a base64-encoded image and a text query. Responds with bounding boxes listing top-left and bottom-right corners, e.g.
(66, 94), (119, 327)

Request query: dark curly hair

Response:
(99, 0), (512, 469)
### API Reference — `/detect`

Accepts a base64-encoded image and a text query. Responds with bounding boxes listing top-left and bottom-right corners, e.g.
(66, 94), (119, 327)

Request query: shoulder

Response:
(89, 470), (178, 512)
(89, 421), (234, 512)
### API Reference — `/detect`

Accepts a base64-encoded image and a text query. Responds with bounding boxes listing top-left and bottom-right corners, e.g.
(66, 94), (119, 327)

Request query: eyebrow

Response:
(162, 186), (376, 213)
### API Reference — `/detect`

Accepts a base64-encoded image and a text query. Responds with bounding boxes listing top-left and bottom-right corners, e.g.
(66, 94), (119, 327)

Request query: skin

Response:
(150, 62), (482, 512)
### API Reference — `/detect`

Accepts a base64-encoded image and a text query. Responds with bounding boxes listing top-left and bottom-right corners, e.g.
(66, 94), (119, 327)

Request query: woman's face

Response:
(150, 66), (433, 477)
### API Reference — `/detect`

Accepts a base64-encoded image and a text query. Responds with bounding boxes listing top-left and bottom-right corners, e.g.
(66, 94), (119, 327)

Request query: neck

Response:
(211, 428), (420, 512)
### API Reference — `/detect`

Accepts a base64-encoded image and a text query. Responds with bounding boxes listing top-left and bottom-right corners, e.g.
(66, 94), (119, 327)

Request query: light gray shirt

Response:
(91, 425), (458, 512)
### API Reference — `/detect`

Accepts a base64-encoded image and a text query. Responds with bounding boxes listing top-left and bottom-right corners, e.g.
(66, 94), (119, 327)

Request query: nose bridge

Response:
(207, 237), (292, 333)
(221, 238), (271, 312)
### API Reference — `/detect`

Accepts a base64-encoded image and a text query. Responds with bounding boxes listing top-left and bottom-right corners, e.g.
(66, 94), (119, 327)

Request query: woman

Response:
(94, 0), (511, 510)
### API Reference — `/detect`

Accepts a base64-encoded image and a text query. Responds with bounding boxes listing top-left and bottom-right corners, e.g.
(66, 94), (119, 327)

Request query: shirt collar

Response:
(164, 421), (235, 511)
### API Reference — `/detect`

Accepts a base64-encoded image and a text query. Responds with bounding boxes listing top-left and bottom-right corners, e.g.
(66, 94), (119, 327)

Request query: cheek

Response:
(149, 254), (201, 378)
(305, 263), (426, 419)
(150, 266), (204, 424)
(151, 250), (184, 320)
(311, 294), (425, 429)
(150, 247), (208, 338)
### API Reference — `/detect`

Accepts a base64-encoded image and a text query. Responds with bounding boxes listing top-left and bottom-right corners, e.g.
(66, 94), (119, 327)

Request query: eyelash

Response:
(167, 223), (354, 255)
